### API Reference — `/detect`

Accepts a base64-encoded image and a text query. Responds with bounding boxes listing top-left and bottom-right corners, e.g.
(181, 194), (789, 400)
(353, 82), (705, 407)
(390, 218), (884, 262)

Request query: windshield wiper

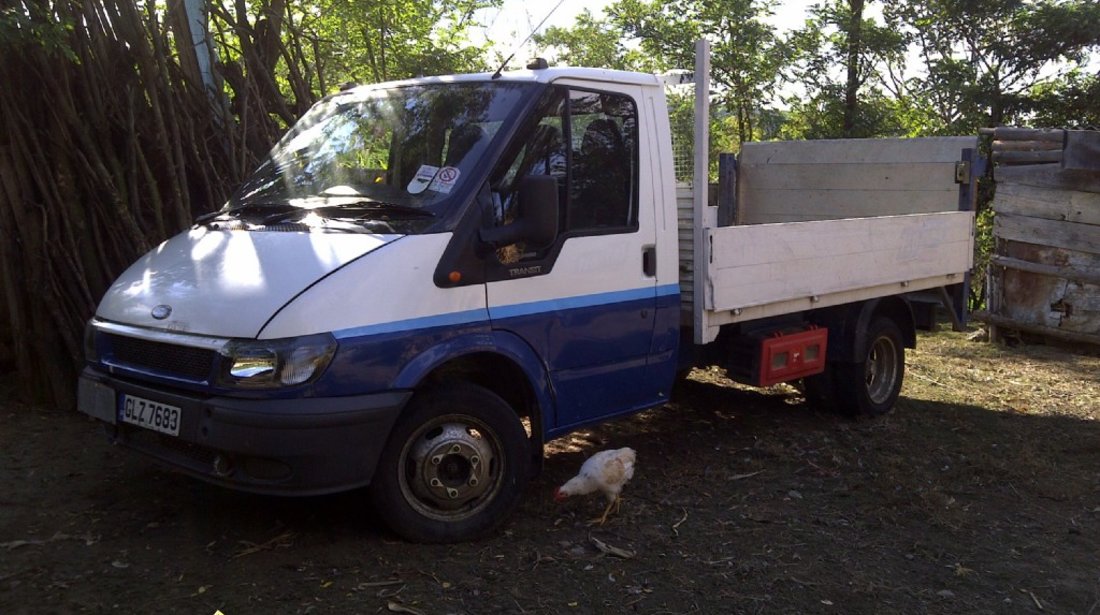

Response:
(197, 198), (435, 227)
(257, 200), (436, 225)
(195, 203), (299, 224)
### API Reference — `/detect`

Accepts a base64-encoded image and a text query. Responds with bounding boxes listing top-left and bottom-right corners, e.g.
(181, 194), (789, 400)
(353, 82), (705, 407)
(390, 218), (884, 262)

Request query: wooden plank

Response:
(1000, 268), (1067, 328)
(1003, 239), (1100, 278)
(711, 211), (972, 267)
(739, 190), (957, 224)
(739, 162), (958, 193)
(706, 212), (973, 311)
(1063, 283), (1100, 336)
(739, 137), (976, 166)
(992, 150), (1063, 164)
(994, 241), (1100, 336)
(994, 164), (1100, 193)
(973, 311), (1100, 346)
(737, 138), (969, 226)
(990, 127), (1064, 143)
(992, 255), (1100, 286)
(987, 234), (1004, 344)
(992, 139), (1064, 152)
(706, 273), (965, 330)
(992, 183), (1100, 226)
(994, 214), (1100, 256)
(1063, 131), (1100, 172)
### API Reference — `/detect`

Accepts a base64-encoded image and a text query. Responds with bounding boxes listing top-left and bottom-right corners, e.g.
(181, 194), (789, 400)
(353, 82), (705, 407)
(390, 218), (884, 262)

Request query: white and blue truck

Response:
(77, 45), (977, 542)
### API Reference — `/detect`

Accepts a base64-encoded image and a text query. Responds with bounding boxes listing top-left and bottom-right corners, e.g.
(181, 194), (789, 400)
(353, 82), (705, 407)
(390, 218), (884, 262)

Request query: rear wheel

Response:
(369, 383), (530, 543)
(833, 317), (905, 416)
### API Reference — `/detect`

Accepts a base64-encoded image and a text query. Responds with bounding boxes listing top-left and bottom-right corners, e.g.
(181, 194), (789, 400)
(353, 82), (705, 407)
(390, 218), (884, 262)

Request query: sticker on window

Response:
(407, 165), (440, 194)
(429, 166), (461, 194)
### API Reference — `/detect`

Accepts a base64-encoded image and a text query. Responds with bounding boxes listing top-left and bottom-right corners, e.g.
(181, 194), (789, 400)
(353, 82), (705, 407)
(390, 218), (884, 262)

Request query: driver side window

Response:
(491, 86), (638, 265)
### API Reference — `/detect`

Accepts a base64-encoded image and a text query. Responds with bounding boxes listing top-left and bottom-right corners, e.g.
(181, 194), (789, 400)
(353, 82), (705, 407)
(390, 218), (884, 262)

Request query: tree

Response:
(885, 0), (1100, 132)
(533, 9), (651, 70)
(1029, 71), (1100, 129)
(783, 0), (908, 138)
(609, 0), (789, 144)
(306, 0), (497, 84)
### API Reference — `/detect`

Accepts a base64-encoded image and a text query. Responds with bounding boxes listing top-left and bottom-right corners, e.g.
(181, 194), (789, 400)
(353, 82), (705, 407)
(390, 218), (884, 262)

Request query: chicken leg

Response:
(588, 495), (622, 526)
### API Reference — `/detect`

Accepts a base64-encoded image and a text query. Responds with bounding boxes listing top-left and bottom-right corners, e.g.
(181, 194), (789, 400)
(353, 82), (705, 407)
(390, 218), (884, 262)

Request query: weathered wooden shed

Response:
(980, 128), (1100, 346)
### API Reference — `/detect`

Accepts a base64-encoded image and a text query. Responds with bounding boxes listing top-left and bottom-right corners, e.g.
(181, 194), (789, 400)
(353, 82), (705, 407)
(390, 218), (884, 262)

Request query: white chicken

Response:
(553, 447), (637, 525)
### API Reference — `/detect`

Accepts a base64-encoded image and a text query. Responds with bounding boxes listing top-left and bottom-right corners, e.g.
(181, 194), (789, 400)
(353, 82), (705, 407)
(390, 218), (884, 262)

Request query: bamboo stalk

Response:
(0, 0), (317, 406)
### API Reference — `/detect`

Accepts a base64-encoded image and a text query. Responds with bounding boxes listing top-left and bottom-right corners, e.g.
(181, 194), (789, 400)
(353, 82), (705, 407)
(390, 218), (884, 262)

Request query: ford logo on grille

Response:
(151, 305), (172, 320)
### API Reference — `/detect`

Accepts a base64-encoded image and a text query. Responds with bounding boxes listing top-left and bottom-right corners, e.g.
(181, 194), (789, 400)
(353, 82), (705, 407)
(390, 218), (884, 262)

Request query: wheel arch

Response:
(392, 332), (553, 472)
(811, 296), (915, 363)
(856, 296), (916, 353)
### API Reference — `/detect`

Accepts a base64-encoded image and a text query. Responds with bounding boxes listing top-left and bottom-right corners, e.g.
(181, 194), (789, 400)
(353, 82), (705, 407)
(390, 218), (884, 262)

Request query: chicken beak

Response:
(553, 487), (567, 502)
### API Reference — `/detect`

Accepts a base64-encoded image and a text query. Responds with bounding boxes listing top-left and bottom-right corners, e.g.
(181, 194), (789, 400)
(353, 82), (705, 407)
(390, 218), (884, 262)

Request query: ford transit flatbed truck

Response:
(77, 45), (975, 542)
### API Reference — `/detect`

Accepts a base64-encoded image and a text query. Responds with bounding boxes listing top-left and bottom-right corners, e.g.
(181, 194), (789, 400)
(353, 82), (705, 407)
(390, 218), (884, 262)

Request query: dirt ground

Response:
(2, 328), (1099, 614)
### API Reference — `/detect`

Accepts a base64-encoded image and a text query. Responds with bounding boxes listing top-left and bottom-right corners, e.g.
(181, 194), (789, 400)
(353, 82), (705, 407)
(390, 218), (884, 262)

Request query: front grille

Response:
(106, 334), (216, 380)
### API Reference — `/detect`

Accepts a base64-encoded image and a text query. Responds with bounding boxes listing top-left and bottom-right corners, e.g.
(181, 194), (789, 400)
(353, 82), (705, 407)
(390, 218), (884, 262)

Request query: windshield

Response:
(217, 82), (535, 234)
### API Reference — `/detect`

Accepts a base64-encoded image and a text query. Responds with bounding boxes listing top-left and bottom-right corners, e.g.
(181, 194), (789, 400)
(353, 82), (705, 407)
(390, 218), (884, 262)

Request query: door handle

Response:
(642, 246), (656, 277)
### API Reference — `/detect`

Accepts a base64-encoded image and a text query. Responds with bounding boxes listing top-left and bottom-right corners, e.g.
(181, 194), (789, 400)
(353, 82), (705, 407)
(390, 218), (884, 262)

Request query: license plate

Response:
(120, 394), (181, 437)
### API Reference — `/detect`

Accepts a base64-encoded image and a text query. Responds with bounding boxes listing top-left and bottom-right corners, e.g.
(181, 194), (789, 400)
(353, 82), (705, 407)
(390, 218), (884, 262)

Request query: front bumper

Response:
(77, 367), (410, 495)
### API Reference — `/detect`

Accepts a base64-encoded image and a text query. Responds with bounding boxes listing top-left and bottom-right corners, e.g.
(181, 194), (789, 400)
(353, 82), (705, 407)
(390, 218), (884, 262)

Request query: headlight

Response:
(217, 333), (336, 388)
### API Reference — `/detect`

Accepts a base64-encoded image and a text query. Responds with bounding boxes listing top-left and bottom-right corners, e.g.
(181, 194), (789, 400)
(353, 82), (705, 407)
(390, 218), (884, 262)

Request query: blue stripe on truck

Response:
(332, 308), (489, 339)
(489, 284), (678, 319)
(331, 284), (680, 339)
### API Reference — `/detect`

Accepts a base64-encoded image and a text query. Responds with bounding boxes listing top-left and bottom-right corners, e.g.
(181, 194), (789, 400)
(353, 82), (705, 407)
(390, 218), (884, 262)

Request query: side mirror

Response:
(479, 175), (559, 250)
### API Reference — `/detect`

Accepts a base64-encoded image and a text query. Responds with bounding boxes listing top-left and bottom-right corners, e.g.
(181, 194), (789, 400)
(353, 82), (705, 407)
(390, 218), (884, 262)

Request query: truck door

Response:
(484, 85), (661, 430)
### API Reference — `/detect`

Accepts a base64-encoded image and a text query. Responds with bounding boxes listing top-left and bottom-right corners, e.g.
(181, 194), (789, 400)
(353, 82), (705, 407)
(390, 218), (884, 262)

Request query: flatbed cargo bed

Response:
(679, 137), (978, 343)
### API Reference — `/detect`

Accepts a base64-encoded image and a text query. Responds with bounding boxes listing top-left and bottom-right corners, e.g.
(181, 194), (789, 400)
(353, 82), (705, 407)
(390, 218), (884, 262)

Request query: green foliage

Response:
(1028, 71), (1100, 129)
(782, 0), (909, 139)
(970, 204), (996, 311)
(534, 9), (654, 70)
(0, 1), (75, 60)
(308, 0), (498, 85)
(609, 0), (789, 144)
(779, 87), (907, 139)
(885, 0), (1100, 132)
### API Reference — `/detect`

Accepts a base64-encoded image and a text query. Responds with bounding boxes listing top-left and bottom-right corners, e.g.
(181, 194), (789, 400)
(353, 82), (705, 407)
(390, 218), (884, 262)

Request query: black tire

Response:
(833, 317), (906, 417)
(368, 382), (530, 543)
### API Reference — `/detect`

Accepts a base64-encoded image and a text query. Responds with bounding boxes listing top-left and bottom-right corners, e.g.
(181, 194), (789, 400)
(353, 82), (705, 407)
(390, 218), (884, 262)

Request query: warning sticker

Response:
(429, 166), (461, 194)
(406, 165), (439, 194)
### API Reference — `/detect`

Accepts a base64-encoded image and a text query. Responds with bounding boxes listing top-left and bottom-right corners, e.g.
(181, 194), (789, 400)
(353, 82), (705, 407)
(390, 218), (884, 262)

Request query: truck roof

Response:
(342, 66), (662, 95)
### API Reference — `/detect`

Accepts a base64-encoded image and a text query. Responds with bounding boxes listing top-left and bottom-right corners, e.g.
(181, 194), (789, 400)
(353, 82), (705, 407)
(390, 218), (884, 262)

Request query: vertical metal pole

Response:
(184, 0), (219, 97)
(692, 39), (711, 344)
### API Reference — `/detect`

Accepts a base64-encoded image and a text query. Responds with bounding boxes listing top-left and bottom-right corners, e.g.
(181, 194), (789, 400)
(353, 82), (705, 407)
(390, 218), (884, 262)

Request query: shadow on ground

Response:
(2, 359), (1098, 614)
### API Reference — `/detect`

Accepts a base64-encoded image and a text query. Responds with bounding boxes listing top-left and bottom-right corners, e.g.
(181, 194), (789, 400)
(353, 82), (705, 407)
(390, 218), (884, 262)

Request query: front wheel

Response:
(368, 383), (530, 543)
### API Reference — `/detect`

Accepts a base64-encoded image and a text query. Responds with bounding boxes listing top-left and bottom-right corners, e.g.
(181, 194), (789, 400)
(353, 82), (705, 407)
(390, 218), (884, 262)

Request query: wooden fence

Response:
(978, 128), (1100, 346)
